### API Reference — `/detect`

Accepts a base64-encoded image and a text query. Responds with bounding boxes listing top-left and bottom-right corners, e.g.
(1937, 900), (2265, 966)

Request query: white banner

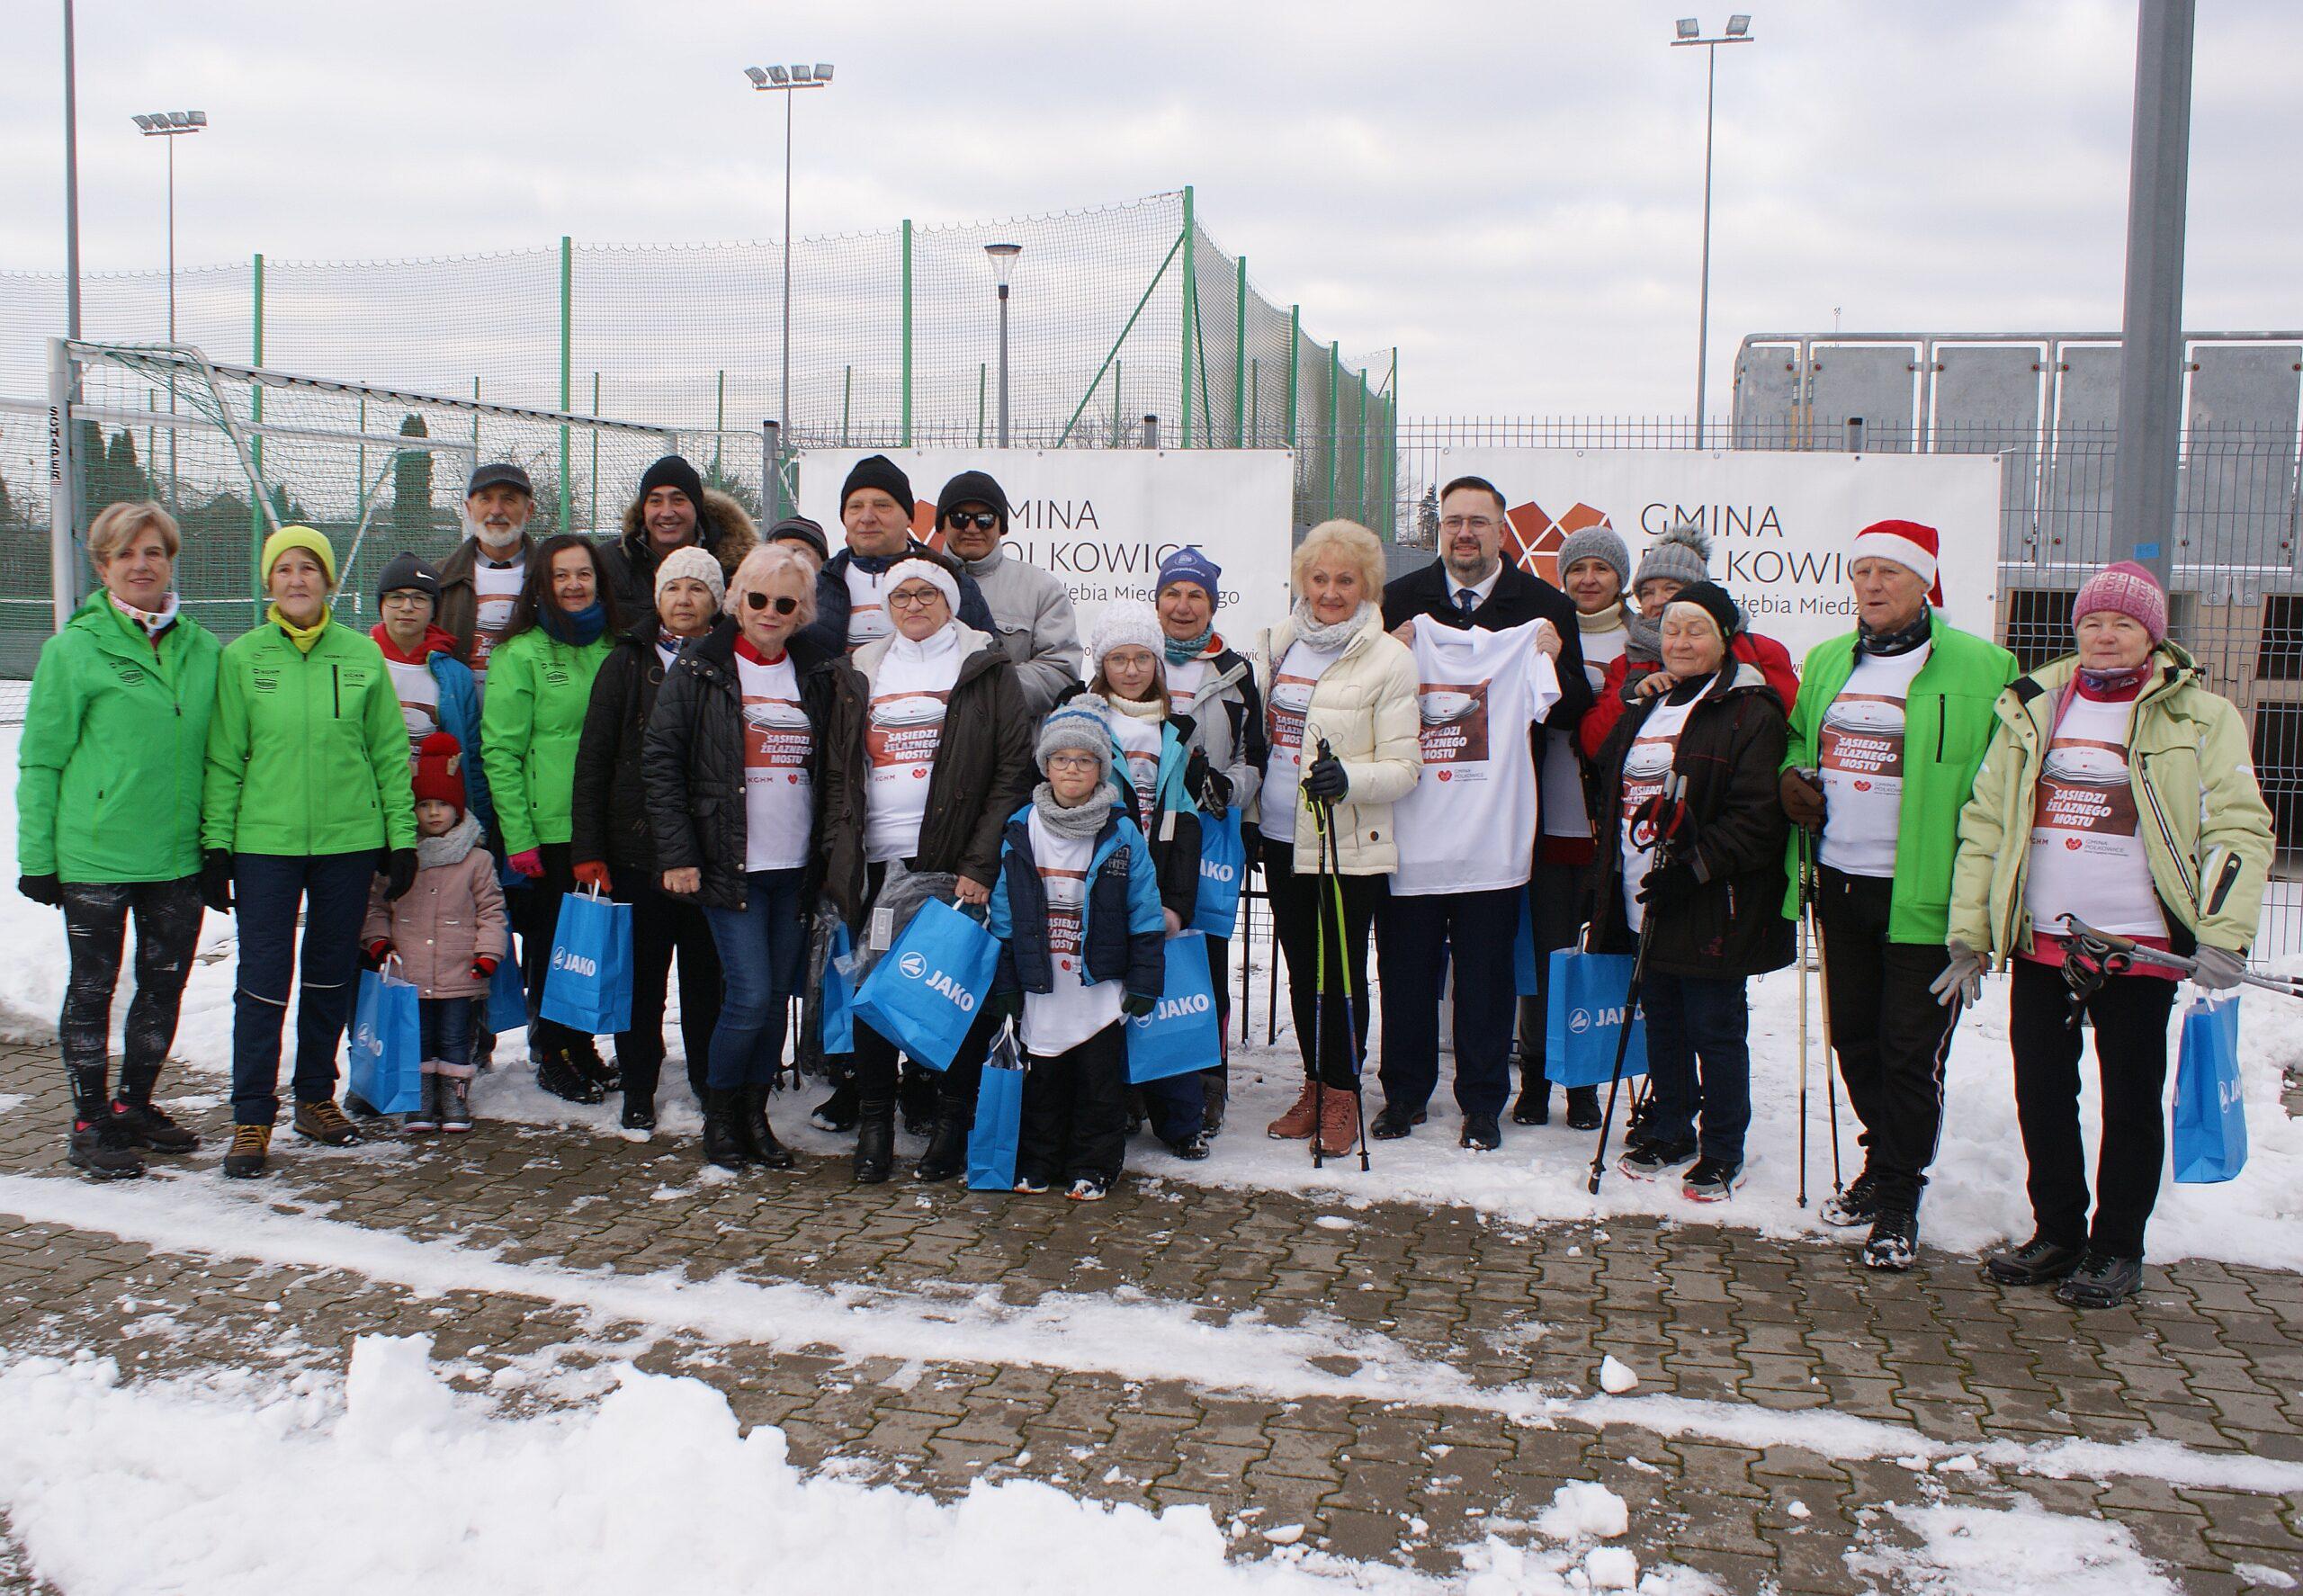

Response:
(1435, 449), (2003, 665)
(795, 449), (1297, 660)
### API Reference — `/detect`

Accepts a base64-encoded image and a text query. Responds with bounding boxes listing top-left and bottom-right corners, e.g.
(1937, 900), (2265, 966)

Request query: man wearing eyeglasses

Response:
(936, 470), (1080, 715)
(801, 454), (998, 657)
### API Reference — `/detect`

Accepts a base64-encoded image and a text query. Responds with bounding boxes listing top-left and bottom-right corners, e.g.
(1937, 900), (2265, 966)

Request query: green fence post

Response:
(1178, 186), (1196, 449)
(901, 220), (915, 448)
(1385, 347), (1398, 540)
(1357, 368), (1370, 527)
(1327, 341), (1340, 523)
(1113, 359), (1123, 443)
(1286, 306), (1300, 446)
(558, 236), (572, 533)
(1232, 255), (1247, 447)
(248, 252), (264, 620)
(1249, 360), (1259, 448)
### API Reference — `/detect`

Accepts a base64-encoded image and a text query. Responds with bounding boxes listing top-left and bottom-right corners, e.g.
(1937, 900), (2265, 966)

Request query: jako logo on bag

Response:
(551, 947), (596, 978)
(898, 951), (927, 980)
(1135, 992), (1214, 1026)
(2220, 1075), (2244, 1113)
(1570, 1005), (1628, 1035)
(925, 970), (976, 1012)
(1200, 858), (1237, 883)
(353, 1023), (378, 1054)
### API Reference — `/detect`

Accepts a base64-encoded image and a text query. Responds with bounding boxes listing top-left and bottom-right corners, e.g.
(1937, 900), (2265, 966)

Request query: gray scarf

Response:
(1287, 598), (1369, 651)
(1624, 607), (1662, 660)
(416, 811), (484, 869)
(1033, 781), (1115, 840)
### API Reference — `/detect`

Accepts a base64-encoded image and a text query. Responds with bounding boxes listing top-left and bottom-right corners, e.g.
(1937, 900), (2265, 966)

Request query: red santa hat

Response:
(411, 731), (469, 815)
(1848, 519), (1943, 607)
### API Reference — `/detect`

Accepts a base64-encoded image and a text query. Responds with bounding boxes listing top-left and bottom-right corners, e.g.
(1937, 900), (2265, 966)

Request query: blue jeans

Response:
(231, 850), (380, 1125)
(700, 869), (806, 1090)
(1638, 971), (1752, 1167)
(420, 995), (475, 1071)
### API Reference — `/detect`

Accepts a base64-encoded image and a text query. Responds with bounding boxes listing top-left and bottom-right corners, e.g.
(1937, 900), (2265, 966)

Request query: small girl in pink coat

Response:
(363, 732), (507, 1131)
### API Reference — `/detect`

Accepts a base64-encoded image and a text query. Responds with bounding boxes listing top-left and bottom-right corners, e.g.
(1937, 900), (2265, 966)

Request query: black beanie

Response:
(374, 550), (442, 605)
(936, 470), (1011, 528)
(1666, 579), (1743, 641)
(767, 516), (829, 562)
(841, 453), (914, 514)
(637, 454), (705, 515)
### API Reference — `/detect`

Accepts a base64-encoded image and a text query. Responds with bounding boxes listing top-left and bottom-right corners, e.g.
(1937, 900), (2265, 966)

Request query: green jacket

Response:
(479, 625), (611, 855)
(17, 593), (220, 883)
(202, 617), (417, 857)
(1948, 644), (2274, 963)
(1780, 621), (2018, 942)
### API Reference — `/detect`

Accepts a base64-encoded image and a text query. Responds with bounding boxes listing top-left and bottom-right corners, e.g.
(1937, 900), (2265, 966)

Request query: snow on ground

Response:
(4, 722), (2300, 1272)
(0, 1337), (1716, 1596)
(1843, 1497), (2182, 1596)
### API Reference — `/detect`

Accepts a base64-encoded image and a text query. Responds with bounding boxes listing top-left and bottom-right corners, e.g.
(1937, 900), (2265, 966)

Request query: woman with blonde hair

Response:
(16, 503), (221, 1179)
(644, 542), (836, 1169)
(1252, 519), (1420, 1157)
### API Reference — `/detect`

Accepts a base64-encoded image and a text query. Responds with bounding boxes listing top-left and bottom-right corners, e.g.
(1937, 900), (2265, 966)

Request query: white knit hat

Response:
(654, 544), (725, 606)
(883, 557), (961, 617)
(1087, 599), (1164, 674)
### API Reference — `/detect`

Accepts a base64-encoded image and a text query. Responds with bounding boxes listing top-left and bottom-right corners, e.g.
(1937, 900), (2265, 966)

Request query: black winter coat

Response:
(1584, 662), (1795, 979)
(641, 617), (838, 911)
(572, 616), (684, 881)
(818, 626), (1035, 929)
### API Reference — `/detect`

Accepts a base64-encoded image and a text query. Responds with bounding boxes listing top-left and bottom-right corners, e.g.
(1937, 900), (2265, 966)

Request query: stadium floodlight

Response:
(984, 246), (1023, 446)
(188, 110), (207, 126)
(1668, 18), (1755, 447)
(129, 110), (207, 345)
(744, 60), (838, 518)
(132, 114), (154, 130)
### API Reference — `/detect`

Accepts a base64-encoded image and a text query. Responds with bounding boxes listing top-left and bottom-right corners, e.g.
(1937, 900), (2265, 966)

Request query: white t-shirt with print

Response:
(386, 658), (440, 758)
(736, 651), (814, 872)
(1618, 695), (1699, 934)
(865, 627), (962, 863)
(2025, 691), (2165, 940)
(1165, 654), (1213, 704)
(1108, 710), (1163, 825)
(469, 555), (525, 689)
(844, 561), (897, 654)
(1392, 617), (1562, 896)
(1259, 638), (1346, 845)
(1817, 642), (1931, 879)
(1020, 810), (1125, 1057)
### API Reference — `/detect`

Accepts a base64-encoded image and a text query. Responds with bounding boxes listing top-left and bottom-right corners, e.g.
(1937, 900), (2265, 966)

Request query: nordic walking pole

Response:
(1810, 860), (1844, 1197)
(1589, 774), (1686, 1197)
(1309, 777), (1331, 1170)
(1318, 767), (1372, 1172)
(1795, 827), (1813, 1209)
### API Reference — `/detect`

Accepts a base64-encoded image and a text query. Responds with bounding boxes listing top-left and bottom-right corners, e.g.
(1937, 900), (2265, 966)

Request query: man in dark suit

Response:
(1380, 474), (1600, 1137)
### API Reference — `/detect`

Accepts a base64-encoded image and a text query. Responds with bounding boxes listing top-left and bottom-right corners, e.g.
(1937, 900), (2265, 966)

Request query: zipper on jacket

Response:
(2137, 770), (2199, 909)
(1936, 696), (1948, 763)
(333, 664), (343, 718)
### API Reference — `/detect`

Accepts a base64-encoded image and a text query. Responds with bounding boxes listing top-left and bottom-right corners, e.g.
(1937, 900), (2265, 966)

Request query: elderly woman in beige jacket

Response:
(1251, 519), (1421, 1155)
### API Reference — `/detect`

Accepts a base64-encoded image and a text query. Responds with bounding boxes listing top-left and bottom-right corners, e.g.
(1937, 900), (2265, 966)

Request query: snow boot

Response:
(438, 1064), (475, 1133)
(702, 1089), (748, 1170)
(913, 1106), (970, 1182)
(1820, 1170), (1881, 1230)
(1616, 1140), (1697, 1180)
(736, 1084), (796, 1170)
(67, 1117), (145, 1180)
(1163, 1129), (1212, 1161)
(854, 1095), (896, 1184)
(1564, 1086), (1601, 1132)
(404, 1069), (443, 1134)
(1862, 1208), (1920, 1271)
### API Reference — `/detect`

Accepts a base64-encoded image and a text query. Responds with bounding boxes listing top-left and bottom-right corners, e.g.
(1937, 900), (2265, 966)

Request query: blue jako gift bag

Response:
(484, 944), (529, 1035)
(2172, 995), (2246, 1183)
(850, 900), (999, 1071)
(966, 1024), (1026, 1190)
(821, 919), (856, 1054)
(1191, 810), (1247, 939)
(1542, 946), (1649, 1089)
(541, 886), (633, 1034)
(1126, 931), (1223, 1084)
(348, 964), (424, 1115)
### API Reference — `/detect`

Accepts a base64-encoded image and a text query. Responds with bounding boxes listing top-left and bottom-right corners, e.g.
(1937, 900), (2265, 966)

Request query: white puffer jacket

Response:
(1251, 605), (1421, 874)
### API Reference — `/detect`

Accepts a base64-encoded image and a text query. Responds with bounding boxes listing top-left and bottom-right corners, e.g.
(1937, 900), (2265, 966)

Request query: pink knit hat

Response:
(2072, 560), (2166, 644)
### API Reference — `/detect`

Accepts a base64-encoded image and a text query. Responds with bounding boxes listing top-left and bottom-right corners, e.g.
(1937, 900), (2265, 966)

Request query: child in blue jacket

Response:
(987, 703), (1166, 1200)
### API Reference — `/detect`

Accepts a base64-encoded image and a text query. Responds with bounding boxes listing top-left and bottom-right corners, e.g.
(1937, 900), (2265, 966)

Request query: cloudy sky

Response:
(2, 0), (2297, 417)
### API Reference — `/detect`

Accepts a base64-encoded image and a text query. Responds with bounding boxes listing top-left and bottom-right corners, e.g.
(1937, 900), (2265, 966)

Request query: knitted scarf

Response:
(1287, 599), (1368, 651)
(1623, 607), (1662, 661)
(1107, 691), (1165, 722)
(267, 605), (329, 654)
(1163, 624), (1214, 665)
(541, 601), (607, 648)
(1857, 607), (1932, 659)
(1577, 601), (1624, 636)
(1032, 781), (1115, 840)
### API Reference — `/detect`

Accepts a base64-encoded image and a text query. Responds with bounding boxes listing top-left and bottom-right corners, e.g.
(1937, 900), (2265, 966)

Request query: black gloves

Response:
(1123, 992), (1158, 1018)
(1302, 755), (1349, 802)
(16, 874), (60, 908)
(200, 849), (235, 913)
(385, 847), (419, 902)
(1637, 859), (1700, 909)
(1183, 748), (1209, 801)
(988, 990), (1024, 1025)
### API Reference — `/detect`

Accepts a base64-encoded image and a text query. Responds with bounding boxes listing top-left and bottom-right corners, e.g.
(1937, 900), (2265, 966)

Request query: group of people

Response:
(13, 455), (2274, 1304)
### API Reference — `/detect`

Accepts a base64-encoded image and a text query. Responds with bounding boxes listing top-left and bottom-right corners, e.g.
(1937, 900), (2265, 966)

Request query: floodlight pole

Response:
(998, 280), (1011, 447)
(1672, 22), (1754, 449)
(746, 65), (832, 520)
(62, 0), (81, 341)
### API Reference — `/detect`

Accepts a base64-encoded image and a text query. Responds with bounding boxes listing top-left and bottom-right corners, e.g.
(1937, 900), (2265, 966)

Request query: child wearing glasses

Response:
(985, 701), (1167, 1199)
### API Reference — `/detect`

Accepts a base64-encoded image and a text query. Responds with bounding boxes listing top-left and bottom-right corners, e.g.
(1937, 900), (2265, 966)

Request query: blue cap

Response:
(1157, 545), (1223, 606)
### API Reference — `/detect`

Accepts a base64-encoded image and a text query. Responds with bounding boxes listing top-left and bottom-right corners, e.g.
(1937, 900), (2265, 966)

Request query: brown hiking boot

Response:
(291, 1098), (363, 1147)
(1315, 1089), (1362, 1157)
(1266, 1080), (1321, 1140)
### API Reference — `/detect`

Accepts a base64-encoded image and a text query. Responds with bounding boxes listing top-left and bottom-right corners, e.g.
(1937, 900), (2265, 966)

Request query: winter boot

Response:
(854, 1095), (896, 1184)
(1266, 1080), (1321, 1140)
(571, 1037), (620, 1096)
(913, 1105), (971, 1182)
(1511, 1066), (1551, 1126)
(291, 1098), (363, 1146)
(438, 1064), (475, 1133)
(67, 1117), (146, 1181)
(1459, 1112), (1502, 1152)
(811, 1078), (859, 1133)
(1162, 1129), (1212, 1161)
(1862, 1208), (1920, 1271)
(1564, 1086), (1601, 1132)
(1314, 1088), (1361, 1159)
(1820, 1171), (1881, 1230)
(702, 1089), (748, 1170)
(1985, 1234), (2086, 1287)
(2054, 1251), (2144, 1310)
(897, 1065), (937, 1136)
(1200, 1069), (1228, 1136)
(221, 1122), (273, 1179)
(113, 1066), (199, 1152)
(736, 1084), (796, 1170)
(618, 1055), (662, 1134)
(404, 1067), (444, 1134)
(537, 1043), (607, 1106)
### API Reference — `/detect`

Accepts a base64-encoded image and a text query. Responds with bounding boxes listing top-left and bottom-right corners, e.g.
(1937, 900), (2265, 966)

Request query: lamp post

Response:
(744, 61), (832, 518)
(1671, 15), (1753, 448)
(985, 243), (1022, 447)
(131, 111), (207, 343)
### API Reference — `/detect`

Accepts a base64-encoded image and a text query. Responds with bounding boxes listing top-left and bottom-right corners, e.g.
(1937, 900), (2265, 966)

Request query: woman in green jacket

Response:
(1946, 562), (2273, 1310)
(205, 525), (419, 1178)
(16, 503), (220, 1180)
(479, 533), (621, 1103)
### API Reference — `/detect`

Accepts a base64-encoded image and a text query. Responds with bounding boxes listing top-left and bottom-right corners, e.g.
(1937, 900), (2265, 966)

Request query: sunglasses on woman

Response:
(944, 511), (999, 533)
(744, 592), (800, 615)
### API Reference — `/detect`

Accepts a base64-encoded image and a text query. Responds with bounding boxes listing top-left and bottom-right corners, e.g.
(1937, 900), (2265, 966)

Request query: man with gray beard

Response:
(437, 462), (538, 697)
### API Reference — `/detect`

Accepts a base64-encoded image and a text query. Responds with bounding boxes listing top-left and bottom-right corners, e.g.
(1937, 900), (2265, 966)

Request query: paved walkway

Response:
(0, 1037), (2297, 1592)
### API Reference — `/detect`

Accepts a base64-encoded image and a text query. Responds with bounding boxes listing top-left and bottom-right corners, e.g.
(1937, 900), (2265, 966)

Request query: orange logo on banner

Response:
(1504, 501), (1613, 587)
(907, 500), (947, 550)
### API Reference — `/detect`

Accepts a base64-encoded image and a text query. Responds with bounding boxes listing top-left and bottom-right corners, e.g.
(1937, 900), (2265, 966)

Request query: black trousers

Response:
(512, 842), (592, 1057)
(1018, 1022), (1127, 1185)
(1376, 885), (1520, 1116)
(620, 881), (723, 1104)
(1515, 855), (1586, 1088)
(1815, 867), (1962, 1214)
(2008, 955), (2179, 1260)
(1260, 836), (1382, 1091)
(58, 875), (204, 1122)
